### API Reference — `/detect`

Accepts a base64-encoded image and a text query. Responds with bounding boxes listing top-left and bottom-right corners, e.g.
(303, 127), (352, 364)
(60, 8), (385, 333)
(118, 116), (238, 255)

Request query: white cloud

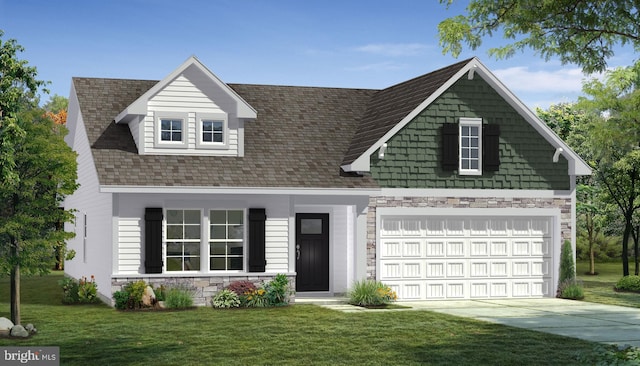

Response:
(493, 66), (588, 93)
(346, 61), (407, 72)
(354, 43), (429, 57)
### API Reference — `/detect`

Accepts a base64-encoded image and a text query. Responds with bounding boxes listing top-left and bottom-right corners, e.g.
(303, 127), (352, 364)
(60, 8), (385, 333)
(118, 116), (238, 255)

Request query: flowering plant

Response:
(78, 275), (99, 303)
(245, 288), (268, 307)
(348, 280), (397, 307)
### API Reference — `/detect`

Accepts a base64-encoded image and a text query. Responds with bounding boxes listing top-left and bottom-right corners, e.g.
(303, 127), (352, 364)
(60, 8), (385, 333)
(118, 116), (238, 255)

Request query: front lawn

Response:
(0, 272), (606, 365)
(577, 261), (640, 308)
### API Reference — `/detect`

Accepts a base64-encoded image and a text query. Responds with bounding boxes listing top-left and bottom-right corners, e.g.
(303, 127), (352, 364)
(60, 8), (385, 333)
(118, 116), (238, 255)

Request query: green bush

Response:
(348, 280), (397, 307)
(559, 281), (585, 300)
(265, 274), (291, 306)
(165, 287), (194, 309)
(615, 275), (640, 293)
(58, 277), (80, 304)
(153, 284), (167, 302)
(211, 289), (241, 309)
(113, 290), (130, 310)
(78, 276), (99, 303)
(559, 240), (576, 285)
(123, 280), (148, 308)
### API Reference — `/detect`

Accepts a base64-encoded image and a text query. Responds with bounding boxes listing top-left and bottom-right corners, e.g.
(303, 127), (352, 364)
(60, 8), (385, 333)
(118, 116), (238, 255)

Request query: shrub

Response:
(245, 288), (269, 307)
(113, 290), (130, 310)
(123, 280), (148, 308)
(559, 280), (585, 300)
(264, 274), (291, 306)
(226, 280), (257, 297)
(559, 240), (576, 285)
(348, 280), (397, 307)
(59, 277), (79, 304)
(615, 275), (640, 293)
(211, 289), (241, 309)
(78, 275), (99, 303)
(153, 284), (167, 302)
(165, 287), (194, 309)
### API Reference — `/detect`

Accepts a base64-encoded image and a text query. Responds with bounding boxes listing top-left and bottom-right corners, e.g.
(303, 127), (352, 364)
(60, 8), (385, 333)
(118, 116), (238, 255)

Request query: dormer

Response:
(114, 56), (257, 156)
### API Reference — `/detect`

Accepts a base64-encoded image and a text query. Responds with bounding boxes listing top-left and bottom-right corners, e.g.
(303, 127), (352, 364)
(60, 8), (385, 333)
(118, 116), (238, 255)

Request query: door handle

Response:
(296, 244), (301, 260)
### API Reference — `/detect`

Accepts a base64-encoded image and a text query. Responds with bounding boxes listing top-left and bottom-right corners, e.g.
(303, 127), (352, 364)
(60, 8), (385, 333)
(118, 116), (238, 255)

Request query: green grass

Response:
(577, 261), (640, 308)
(0, 272), (606, 365)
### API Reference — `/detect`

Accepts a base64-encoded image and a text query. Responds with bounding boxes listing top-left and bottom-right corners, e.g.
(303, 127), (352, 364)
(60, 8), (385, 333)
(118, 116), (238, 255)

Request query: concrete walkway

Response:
(304, 298), (640, 348)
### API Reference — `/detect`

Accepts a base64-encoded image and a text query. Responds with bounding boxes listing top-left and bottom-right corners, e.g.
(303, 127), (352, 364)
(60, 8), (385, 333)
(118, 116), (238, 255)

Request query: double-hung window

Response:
(166, 209), (201, 271)
(459, 118), (482, 175)
(209, 210), (244, 271)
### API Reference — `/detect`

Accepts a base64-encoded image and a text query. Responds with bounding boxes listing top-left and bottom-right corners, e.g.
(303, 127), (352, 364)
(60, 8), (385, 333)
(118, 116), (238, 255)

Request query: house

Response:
(63, 56), (590, 305)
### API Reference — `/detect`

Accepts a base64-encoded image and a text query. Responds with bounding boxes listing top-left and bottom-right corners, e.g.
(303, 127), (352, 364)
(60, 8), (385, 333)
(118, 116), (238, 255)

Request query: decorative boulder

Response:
(25, 324), (37, 334)
(141, 286), (156, 307)
(10, 325), (29, 338)
(0, 317), (13, 337)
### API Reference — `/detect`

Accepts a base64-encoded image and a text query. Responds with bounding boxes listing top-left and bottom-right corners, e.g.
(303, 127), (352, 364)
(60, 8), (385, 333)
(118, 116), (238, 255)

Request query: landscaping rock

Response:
(10, 325), (29, 338)
(141, 286), (156, 307)
(0, 317), (13, 329)
(25, 323), (36, 334)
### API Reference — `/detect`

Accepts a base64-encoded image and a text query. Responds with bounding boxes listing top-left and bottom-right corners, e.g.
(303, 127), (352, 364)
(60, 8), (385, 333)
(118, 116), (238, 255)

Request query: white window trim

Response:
(207, 208), (246, 273)
(164, 208), (203, 273)
(459, 117), (482, 176)
(154, 112), (188, 149)
(196, 112), (229, 150)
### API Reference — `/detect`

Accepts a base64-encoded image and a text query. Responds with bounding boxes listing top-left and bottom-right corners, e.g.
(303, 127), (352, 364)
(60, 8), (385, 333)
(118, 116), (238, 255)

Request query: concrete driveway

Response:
(404, 298), (640, 348)
(310, 298), (640, 348)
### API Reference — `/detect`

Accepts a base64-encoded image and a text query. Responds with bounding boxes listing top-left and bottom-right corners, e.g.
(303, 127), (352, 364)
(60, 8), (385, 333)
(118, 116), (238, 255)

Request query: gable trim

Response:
(114, 56), (257, 124)
(341, 58), (591, 177)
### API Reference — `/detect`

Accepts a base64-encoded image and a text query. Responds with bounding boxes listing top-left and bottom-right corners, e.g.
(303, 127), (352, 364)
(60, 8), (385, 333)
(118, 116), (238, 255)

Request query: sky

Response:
(0, 0), (637, 110)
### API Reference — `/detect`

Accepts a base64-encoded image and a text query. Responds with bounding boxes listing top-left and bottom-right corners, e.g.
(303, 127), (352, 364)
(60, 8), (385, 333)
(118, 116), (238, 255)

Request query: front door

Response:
(296, 213), (329, 292)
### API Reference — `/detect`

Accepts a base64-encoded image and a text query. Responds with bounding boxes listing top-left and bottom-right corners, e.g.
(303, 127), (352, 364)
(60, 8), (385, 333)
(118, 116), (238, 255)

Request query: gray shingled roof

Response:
(342, 58), (472, 165)
(73, 77), (379, 188)
(73, 59), (471, 189)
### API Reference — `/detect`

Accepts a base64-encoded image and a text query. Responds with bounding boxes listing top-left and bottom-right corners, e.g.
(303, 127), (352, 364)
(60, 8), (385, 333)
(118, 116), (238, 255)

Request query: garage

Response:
(378, 214), (556, 300)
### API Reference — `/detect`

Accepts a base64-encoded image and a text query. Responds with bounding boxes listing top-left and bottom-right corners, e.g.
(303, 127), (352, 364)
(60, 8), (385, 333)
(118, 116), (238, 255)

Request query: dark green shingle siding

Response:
(370, 76), (570, 190)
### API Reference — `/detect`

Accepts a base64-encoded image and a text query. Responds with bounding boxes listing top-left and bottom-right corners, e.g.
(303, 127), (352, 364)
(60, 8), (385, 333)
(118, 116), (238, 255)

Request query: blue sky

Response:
(1, 0), (636, 110)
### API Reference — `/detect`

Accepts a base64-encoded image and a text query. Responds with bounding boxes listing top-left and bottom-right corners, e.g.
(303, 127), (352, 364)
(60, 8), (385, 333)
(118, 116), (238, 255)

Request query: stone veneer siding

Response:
(366, 196), (572, 279)
(110, 274), (295, 307)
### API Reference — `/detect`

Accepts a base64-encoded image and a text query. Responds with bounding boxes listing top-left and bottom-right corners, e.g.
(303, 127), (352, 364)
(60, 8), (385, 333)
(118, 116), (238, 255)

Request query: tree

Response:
(579, 62), (640, 276)
(0, 31), (78, 325)
(43, 95), (68, 126)
(438, 0), (640, 73)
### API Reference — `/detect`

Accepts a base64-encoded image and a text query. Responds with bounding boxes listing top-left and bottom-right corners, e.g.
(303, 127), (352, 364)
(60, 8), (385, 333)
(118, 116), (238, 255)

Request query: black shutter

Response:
(144, 208), (163, 274)
(248, 208), (266, 272)
(441, 123), (459, 171)
(483, 124), (500, 172)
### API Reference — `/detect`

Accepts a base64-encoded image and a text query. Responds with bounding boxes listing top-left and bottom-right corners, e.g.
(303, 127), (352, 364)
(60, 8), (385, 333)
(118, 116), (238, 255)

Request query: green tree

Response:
(579, 63), (640, 276)
(43, 94), (68, 113)
(0, 31), (78, 325)
(438, 0), (640, 73)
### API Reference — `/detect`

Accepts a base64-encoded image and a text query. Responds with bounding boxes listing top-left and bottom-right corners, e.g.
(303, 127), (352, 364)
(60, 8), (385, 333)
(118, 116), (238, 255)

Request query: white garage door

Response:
(378, 216), (554, 300)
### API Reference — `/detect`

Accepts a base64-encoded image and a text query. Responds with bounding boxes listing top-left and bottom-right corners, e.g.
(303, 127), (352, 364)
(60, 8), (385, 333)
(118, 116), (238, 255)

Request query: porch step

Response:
(295, 297), (348, 305)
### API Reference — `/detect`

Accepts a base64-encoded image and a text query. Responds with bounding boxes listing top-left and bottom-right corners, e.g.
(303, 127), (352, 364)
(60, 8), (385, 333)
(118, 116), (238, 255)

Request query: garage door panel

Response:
(379, 215), (555, 300)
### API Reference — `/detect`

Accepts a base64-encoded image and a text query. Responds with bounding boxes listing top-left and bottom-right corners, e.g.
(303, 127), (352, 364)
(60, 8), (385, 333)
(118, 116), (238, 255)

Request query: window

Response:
(209, 210), (244, 271)
(202, 120), (224, 143)
(166, 209), (201, 271)
(459, 118), (482, 175)
(196, 112), (228, 149)
(160, 119), (183, 142)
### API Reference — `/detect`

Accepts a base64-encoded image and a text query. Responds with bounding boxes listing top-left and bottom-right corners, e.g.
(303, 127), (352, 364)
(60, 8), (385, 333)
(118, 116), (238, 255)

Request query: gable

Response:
(370, 76), (570, 190)
(116, 57), (256, 157)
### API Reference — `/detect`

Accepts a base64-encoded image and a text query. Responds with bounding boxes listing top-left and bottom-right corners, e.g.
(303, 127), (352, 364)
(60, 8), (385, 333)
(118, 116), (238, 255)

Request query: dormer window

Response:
(196, 112), (228, 149)
(202, 120), (223, 143)
(154, 112), (188, 148)
(161, 119), (183, 142)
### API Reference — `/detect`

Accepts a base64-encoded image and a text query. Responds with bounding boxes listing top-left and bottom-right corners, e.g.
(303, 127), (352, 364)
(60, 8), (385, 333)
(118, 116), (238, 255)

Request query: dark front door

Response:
(296, 213), (329, 292)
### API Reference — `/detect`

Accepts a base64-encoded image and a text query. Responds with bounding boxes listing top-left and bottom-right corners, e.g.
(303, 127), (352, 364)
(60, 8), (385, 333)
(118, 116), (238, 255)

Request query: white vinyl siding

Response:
(265, 218), (289, 272)
(142, 75), (239, 155)
(117, 219), (142, 273)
